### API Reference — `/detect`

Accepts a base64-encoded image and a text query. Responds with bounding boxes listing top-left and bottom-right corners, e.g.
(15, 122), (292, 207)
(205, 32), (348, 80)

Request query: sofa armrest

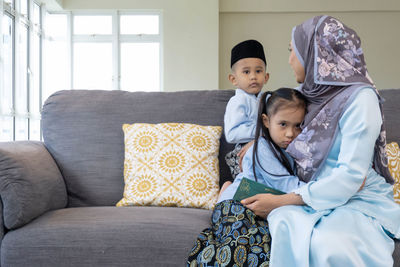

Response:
(0, 200), (4, 239)
(0, 141), (67, 230)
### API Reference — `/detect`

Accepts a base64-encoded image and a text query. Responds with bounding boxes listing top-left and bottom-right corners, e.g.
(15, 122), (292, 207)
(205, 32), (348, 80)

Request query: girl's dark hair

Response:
(252, 87), (307, 181)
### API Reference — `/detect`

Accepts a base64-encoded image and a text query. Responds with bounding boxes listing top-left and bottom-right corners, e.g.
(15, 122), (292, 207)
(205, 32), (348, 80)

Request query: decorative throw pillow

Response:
(117, 123), (222, 210)
(387, 142), (400, 204)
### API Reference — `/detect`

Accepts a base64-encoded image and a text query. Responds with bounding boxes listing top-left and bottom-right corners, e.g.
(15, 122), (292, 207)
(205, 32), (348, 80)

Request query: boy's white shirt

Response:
(224, 88), (261, 144)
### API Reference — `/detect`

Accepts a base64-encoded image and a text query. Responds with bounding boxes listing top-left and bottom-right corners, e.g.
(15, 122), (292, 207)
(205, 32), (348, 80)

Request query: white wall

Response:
(62, 0), (219, 92)
(219, 0), (400, 91)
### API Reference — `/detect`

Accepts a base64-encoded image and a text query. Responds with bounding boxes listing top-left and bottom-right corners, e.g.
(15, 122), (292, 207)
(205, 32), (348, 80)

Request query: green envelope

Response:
(233, 177), (285, 202)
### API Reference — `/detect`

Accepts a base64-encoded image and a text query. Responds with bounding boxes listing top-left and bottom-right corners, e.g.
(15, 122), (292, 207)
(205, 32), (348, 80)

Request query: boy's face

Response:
(229, 58), (269, 95)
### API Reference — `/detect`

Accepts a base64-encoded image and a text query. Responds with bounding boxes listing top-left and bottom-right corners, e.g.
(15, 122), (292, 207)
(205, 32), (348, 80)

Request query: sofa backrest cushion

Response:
(380, 89), (400, 145)
(42, 90), (235, 207)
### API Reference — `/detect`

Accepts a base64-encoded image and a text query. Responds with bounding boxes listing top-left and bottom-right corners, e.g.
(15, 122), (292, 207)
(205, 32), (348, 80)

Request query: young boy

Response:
(224, 39), (270, 178)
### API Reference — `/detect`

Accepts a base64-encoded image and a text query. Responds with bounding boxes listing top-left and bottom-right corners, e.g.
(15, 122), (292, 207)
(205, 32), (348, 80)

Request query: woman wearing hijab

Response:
(241, 15), (400, 266)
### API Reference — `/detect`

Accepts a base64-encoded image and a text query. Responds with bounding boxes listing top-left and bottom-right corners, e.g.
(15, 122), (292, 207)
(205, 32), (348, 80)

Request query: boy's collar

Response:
(236, 88), (261, 98)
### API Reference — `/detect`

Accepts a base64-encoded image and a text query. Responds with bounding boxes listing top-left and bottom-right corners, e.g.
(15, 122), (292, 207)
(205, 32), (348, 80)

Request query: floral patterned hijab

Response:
(286, 15), (394, 184)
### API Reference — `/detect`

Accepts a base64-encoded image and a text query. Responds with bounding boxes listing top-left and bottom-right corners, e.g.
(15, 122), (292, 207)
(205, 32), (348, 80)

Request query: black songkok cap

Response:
(230, 39), (266, 68)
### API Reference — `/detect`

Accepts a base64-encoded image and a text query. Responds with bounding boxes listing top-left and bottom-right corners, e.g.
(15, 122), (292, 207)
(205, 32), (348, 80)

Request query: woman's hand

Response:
(238, 140), (254, 171)
(241, 193), (282, 219)
(241, 193), (305, 219)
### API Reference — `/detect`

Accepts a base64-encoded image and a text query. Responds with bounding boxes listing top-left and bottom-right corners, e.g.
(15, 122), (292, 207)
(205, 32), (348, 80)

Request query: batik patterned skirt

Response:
(187, 199), (271, 267)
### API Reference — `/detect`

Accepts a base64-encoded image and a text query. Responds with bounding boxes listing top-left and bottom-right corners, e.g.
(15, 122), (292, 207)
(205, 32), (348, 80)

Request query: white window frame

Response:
(0, 0), (44, 141)
(60, 10), (163, 91)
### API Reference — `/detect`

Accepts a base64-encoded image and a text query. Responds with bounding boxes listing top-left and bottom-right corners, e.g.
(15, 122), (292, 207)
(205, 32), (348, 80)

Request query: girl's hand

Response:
(241, 193), (305, 219)
(238, 140), (254, 171)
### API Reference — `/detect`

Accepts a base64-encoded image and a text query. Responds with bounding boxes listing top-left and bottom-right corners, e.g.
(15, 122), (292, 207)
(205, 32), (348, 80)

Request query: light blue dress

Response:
(268, 88), (400, 267)
(218, 137), (305, 203)
(224, 89), (261, 144)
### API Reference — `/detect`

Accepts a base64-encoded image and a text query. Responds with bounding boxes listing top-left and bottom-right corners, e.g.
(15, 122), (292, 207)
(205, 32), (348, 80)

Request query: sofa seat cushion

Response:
(1, 206), (211, 267)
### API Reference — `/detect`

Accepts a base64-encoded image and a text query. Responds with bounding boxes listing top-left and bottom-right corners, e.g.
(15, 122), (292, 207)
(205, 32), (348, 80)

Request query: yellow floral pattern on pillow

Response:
(117, 123), (222, 210)
(387, 142), (400, 204)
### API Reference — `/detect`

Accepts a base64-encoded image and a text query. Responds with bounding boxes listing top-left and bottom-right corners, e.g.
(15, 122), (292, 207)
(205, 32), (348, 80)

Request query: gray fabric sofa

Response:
(0, 89), (399, 266)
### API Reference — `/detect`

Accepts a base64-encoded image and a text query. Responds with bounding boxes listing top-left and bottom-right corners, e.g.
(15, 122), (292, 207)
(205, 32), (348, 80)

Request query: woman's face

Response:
(288, 41), (305, 83)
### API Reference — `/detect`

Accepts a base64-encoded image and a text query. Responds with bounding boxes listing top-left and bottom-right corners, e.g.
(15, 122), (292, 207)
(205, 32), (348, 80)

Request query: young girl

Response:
(219, 88), (307, 203)
(187, 87), (306, 266)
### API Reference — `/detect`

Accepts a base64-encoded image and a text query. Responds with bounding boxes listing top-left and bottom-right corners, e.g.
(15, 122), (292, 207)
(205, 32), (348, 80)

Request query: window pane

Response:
(1, 15), (14, 115)
(16, 24), (28, 114)
(121, 43), (159, 91)
(30, 33), (41, 114)
(0, 116), (14, 141)
(15, 117), (28, 140)
(43, 40), (69, 100)
(120, 15), (159, 35)
(32, 3), (41, 26)
(73, 43), (112, 90)
(29, 118), (41, 141)
(45, 13), (67, 39)
(20, 0), (28, 16)
(74, 15), (112, 35)
(4, 0), (13, 6)
(43, 13), (68, 102)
